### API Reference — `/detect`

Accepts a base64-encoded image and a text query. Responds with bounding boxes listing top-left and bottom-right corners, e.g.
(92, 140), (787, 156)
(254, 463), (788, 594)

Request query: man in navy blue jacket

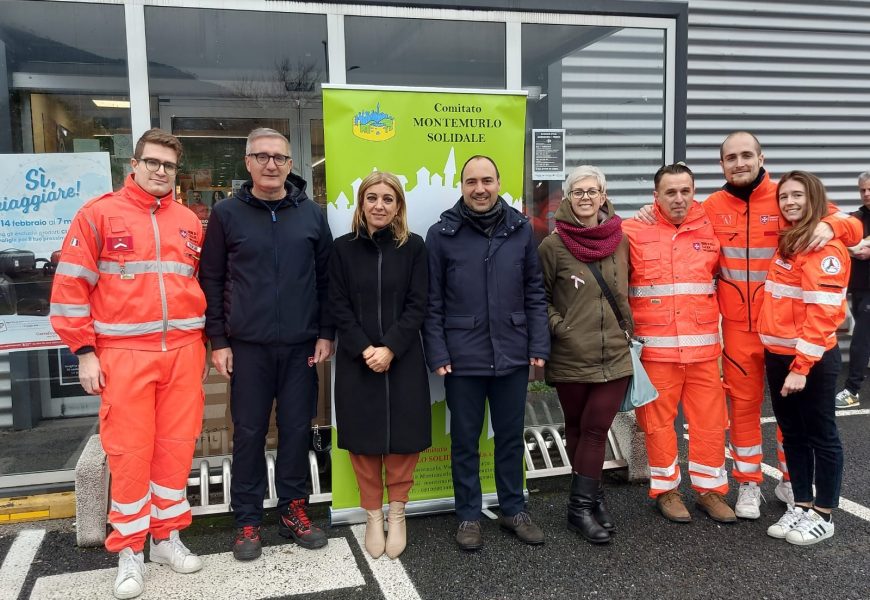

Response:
(199, 128), (334, 561)
(424, 155), (550, 551)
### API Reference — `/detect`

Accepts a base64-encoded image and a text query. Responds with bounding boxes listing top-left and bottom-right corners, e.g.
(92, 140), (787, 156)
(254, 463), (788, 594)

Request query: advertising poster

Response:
(322, 85), (527, 518)
(0, 152), (112, 350)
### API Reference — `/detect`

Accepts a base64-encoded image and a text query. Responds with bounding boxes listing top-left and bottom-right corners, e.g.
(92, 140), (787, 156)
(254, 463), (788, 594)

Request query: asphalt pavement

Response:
(2, 395), (869, 600)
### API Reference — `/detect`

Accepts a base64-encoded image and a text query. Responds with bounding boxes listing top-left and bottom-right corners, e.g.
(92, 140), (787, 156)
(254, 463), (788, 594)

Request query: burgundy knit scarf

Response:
(555, 214), (623, 262)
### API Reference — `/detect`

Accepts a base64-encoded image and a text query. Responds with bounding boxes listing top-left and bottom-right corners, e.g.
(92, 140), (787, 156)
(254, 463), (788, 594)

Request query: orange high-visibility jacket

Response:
(50, 174), (206, 353)
(757, 240), (850, 375)
(703, 172), (862, 332)
(623, 201), (721, 363)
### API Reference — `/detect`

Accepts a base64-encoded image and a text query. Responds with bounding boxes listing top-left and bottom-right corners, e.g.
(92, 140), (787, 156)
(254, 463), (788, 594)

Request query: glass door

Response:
(158, 100), (326, 215)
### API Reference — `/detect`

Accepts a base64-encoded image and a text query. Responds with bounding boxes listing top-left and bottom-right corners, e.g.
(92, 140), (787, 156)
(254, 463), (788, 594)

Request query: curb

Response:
(0, 492), (76, 523)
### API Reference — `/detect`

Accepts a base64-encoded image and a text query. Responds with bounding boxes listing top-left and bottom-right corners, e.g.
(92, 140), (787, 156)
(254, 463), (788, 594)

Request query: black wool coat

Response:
(329, 228), (432, 455)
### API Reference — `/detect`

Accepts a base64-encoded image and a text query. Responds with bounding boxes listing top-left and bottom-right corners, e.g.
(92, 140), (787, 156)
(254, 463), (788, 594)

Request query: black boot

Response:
(568, 473), (610, 544)
(592, 484), (615, 532)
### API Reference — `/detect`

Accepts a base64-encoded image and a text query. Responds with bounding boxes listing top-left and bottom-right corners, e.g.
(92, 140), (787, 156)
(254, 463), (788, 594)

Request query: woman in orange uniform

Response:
(759, 171), (850, 546)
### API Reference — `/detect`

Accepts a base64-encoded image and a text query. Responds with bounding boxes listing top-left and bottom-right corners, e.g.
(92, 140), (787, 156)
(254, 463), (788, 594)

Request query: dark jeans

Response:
(845, 290), (870, 394)
(444, 367), (528, 521)
(229, 339), (318, 526)
(554, 378), (628, 478)
(765, 349), (843, 509)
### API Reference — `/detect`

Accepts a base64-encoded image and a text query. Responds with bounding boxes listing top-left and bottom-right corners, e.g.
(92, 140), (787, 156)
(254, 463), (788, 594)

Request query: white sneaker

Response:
(114, 548), (145, 600)
(774, 480), (794, 505)
(785, 509), (835, 546)
(835, 389), (860, 409)
(767, 505), (805, 539)
(149, 530), (203, 574)
(734, 482), (763, 519)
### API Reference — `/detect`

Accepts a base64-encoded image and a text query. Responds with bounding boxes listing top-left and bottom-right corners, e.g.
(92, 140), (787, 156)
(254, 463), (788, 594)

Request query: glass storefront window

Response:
(0, 1), (130, 485)
(345, 16), (506, 88)
(145, 7), (328, 219)
(1, 1), (132, 187)
(522, 24), (666, 240)
(144, 7), (330, 458)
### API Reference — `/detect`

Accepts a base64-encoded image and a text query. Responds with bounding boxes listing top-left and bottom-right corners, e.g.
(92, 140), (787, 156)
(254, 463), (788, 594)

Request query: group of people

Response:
(48, 126), (867, 600)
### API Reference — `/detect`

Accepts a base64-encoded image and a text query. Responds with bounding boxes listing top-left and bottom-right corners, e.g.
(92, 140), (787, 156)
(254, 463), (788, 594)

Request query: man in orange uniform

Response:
(50, 129), (207, 600)
(705, 132), (862, 519)
(624, 164), (735, 524)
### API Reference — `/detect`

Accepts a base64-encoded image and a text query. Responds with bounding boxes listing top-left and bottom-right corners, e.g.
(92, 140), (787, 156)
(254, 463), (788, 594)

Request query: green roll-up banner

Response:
(323, 85), (527, 520)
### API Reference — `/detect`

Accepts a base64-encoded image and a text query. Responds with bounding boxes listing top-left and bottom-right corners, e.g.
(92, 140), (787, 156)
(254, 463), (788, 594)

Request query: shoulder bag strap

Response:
(585, 261), (631, 339)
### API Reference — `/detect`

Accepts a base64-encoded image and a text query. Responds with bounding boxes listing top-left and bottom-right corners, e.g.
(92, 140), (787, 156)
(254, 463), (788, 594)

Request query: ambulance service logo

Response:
(821, 256), (842, 275)
(353, 103), (396, 142)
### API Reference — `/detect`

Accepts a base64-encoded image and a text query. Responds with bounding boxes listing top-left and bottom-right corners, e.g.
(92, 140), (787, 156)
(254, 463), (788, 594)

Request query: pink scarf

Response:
(555, 214), (623, 262)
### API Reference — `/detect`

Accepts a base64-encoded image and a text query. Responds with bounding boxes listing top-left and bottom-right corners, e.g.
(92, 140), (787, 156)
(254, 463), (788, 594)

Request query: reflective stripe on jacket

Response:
(703, 172), (862, 332)
(50, 174), (206, 352)
(757, 241), (850, 375)
(623, 201), (721, 363)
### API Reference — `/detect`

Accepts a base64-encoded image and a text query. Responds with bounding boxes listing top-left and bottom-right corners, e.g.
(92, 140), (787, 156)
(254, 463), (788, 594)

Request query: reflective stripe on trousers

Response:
(688, 461), (728, 490)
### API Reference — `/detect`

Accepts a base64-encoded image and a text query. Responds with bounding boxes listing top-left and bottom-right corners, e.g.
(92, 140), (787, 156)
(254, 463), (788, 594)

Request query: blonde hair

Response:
(351, 171), (409, 247)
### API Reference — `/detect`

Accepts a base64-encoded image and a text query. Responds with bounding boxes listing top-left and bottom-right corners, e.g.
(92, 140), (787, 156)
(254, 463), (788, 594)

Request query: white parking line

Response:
(0, 528), (45, 600)
(30, 538), (365, 600)
(351, 524), (422, 600)
(761, 408), (870, 424)
(683, 431), (870, 523)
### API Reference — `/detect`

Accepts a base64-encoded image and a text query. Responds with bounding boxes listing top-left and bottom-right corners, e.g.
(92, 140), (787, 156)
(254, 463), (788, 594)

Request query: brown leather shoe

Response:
(697, 492), (737, 523)
(656, 490), (692, 523)
(455, 520), (483, 551)
(499, 511), (545, 545)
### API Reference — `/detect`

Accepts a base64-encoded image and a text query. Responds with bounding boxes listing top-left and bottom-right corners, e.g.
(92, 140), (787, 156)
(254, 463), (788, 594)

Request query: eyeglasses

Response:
(569, 188), (602, 200)
(137, 158), (178, 175)
(247, 153), (291, 166)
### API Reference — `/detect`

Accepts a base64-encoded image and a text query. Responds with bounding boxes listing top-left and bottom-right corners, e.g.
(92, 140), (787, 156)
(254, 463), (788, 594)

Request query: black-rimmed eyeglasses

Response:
(569, 188), (602, 200)
(247, 153), (291, 166)
(137, 158), (178, 175)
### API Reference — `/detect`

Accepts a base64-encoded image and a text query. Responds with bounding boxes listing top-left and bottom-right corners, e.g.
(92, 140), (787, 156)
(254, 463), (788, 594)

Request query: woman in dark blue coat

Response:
(329, 171), (431, 560)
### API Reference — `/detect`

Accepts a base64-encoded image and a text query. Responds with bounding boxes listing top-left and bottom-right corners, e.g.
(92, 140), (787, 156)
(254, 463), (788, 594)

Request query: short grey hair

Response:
(245, 128), (291, 156)
(563, 165), (607, 198)
(859, 170), (870, 185)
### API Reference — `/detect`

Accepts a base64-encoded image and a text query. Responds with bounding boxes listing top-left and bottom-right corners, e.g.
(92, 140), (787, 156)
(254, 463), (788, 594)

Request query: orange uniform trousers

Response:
(635, 360), (729, 498)
(99, 342), (205, 553)
(349, 453), (420, 510)
(721, 326), (788, 484)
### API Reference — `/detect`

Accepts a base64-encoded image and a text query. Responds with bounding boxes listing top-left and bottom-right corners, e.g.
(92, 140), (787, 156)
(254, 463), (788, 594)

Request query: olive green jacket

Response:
(537, 200), (634, 384)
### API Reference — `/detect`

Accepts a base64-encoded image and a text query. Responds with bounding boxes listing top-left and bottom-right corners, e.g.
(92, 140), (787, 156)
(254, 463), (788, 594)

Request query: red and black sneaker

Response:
(233, 525), (262, 561)
(279, 499), (328, 549)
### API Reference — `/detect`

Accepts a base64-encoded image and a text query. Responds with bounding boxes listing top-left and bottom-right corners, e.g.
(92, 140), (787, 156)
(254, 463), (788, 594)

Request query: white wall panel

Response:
(676, 0), (870, 208)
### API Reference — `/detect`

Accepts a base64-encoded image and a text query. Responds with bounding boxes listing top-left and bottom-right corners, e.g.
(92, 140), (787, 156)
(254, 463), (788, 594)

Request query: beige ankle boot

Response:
(365, 509), (385, 558)
(385, 501), (406, 559)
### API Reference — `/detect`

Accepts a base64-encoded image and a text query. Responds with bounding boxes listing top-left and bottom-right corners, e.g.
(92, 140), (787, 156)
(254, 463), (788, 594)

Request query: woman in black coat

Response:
(329, 171), (431, 560)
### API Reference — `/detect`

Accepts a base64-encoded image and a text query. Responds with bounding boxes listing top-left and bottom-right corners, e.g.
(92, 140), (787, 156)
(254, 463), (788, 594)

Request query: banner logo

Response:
(352, 103), (396, 142)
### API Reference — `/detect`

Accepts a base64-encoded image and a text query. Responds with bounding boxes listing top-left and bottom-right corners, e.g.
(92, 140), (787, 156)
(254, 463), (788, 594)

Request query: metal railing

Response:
(189, 450), (329, 516)
(187, 425), (627, 516)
